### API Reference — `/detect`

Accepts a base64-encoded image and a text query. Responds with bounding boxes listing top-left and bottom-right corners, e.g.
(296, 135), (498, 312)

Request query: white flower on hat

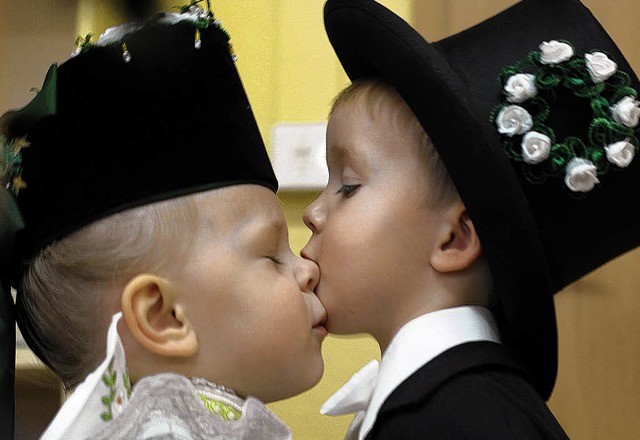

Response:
(521, 131), (551, 164)
(505, 74), (537, 103)
(611, 96), (640, 128)
(539, 40), (574, 64)
(496, 105), (534, 137)
(605, 139), (635, 167)
(565, 158), (599, 192)
(585, 52), (617, 83)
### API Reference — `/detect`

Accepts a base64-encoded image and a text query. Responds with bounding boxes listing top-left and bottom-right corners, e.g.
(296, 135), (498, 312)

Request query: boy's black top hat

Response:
(324, 0), (640, 399)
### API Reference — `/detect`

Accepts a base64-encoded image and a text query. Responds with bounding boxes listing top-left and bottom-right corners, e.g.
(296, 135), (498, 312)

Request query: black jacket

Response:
(367, 342), (569, 439)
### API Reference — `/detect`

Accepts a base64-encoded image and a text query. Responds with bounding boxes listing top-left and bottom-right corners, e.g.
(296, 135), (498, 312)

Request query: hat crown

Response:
(6, 11), (277, 258)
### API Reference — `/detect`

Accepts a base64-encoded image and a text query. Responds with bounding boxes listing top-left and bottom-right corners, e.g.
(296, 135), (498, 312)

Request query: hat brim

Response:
(324, 0), (557, 399)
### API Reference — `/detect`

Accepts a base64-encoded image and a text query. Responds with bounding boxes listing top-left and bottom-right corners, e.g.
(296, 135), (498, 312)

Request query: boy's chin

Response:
(263, 367), (325, 403)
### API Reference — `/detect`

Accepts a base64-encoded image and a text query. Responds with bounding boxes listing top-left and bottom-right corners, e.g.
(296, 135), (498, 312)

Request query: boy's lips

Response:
(313, 323), (328, 337)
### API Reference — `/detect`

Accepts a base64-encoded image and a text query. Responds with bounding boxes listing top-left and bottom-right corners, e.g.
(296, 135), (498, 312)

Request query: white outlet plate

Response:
(271, 122), (329, 190)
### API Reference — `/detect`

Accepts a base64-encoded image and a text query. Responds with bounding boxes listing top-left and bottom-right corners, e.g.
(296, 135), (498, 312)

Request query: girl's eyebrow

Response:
(327, 143), (357, 165)
(327, 143), (372, 173)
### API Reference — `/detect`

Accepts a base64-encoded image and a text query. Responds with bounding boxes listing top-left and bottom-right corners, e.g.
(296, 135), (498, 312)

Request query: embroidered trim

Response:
(490, 40), (640, 193)
(197, 394), (242, 421)
(191, 377), (243, 421)
(71, 1), (237, 61)
(1, 134), (29, 195)
(100, 358), (131, 421)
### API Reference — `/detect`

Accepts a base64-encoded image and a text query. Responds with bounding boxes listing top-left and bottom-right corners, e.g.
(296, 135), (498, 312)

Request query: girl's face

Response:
(178, 185), (326, 403)
(302, 96), (449, 347)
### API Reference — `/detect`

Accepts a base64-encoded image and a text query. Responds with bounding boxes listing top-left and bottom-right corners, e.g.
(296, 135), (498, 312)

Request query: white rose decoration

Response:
(564, 158), (599, 192)
(496, 105), (534, 137)
(611, 96), (640, 128)
(539, 40), (574, 65)
(521, 131), (551, 164)
(605, 139), (635, 167)
(585, 52), (617, 83)
(505, 74), (538, 103)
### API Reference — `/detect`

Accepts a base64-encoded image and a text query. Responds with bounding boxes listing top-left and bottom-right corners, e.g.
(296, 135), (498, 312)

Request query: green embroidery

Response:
(123, 370), (132, 399)
(100, 359), (131, 421)
(197, 393), (242, 421)
(100, 359), (117, 421)
(1, 64), (57, 195)
(0, 135), (26, 195)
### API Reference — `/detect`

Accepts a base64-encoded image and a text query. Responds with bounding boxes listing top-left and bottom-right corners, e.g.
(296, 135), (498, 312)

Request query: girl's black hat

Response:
(2, 10), (277, 261)
(0, 7), (277, 434)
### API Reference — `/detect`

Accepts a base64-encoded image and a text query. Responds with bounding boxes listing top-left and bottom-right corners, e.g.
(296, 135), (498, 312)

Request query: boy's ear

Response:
(430, 203), (482, 273)
(120, 274), (198, 358)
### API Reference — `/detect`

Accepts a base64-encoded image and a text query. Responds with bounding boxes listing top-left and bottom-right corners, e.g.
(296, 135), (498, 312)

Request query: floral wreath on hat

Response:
(490, 40), (640, 193)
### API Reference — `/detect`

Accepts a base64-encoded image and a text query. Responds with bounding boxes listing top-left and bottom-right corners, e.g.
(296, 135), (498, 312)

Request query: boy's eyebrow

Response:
(232, 215), (285, 245)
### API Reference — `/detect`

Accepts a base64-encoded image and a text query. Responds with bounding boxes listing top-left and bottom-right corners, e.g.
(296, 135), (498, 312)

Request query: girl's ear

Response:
(120, 274), (198, 357)
(430, 202), (482, 273)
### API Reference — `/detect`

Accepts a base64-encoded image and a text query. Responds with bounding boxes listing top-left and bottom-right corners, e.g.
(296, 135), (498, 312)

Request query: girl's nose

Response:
(303, 197), (325, 234)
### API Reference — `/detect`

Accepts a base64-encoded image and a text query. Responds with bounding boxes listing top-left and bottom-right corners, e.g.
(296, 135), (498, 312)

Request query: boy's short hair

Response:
(331, 79), (459, 208)
(20, 195), (197, 389)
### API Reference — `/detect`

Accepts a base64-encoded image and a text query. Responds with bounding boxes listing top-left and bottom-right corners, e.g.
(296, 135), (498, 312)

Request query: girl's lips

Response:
(313, 309), (328, 337)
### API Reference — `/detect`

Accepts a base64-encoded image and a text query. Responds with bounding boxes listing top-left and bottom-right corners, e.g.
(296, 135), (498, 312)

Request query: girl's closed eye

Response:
(337, 184), (360, 198)
(267, 255), (283, 265)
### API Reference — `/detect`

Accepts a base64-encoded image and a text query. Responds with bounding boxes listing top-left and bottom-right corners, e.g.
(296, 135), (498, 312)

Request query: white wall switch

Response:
(271, 122), (328, 190)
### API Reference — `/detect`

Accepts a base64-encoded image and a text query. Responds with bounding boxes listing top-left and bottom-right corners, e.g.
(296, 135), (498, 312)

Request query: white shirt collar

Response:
(361, 305), (501, 438)
(321, 305), (501, 440)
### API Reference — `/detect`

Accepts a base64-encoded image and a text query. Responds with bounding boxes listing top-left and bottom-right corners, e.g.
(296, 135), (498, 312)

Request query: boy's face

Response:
(176, 185), (326, 402)
(302, 97), (448, 344)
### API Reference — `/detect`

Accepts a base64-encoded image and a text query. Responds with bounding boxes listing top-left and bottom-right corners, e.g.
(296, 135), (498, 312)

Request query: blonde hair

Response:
(331, 79), (459, 207)
(19, 195), (198, 389)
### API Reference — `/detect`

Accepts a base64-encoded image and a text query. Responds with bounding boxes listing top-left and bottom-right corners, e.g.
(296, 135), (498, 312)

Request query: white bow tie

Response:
(320, 360), (380, 416)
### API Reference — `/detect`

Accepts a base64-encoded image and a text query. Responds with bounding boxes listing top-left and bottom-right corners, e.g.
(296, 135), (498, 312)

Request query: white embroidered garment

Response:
(89, 373), (291, 439)
(41, 312), (131, 439)
(40, 312), (291, 440)
(321, 306), (501, 440)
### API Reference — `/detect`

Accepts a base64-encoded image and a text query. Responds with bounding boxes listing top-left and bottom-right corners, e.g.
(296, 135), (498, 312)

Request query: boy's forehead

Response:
(327, 97), (422, 167)
(195, 185), (284, 234)
(225, 211), (286, 250)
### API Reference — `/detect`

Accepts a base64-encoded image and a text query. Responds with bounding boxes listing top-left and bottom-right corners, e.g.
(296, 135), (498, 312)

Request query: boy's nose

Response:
(303, 198), (325, 234)
(297, 255), (320, 293)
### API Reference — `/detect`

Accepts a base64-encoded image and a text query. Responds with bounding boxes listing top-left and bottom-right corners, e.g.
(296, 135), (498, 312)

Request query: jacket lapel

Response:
(374, 341), (529, 417)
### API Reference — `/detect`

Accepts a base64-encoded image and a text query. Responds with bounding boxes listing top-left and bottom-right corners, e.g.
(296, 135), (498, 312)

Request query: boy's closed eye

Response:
(336, 184), (360, 198)
(266, 255), (283, 265)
